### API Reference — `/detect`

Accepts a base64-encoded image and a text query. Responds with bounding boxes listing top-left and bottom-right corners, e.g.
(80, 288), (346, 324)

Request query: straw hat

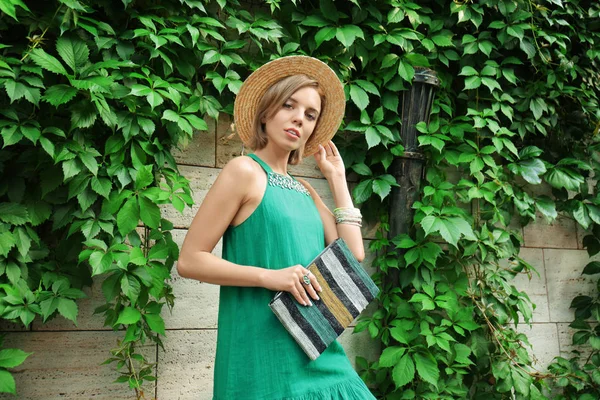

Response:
(234, 56), (346, 157)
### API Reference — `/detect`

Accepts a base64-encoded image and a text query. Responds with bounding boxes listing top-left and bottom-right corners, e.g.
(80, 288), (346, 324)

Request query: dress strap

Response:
(247, 153), (273, 174)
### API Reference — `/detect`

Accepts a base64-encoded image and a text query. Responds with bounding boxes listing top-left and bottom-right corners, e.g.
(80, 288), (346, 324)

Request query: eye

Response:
(306, 113), (316, 121)
(283, 102), (293, 109)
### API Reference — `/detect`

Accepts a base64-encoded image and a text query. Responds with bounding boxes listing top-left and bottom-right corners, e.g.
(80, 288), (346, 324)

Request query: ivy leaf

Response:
(365, 126), (381, 148)
(392, 354), (415, 388)
(29, 48), (68, 76)
(544, 167), (584, 191)
(115, 307), (141, 325)
(56, 36), (90, 73)
(431, 32), (454, 47)
(57, 298), (78, 324)
(586, 204), (600, 225)
(88, 251), (112, 276)
(80, 152), (98, 176)
(379, 346), (406, 368)
(459, 66), (478, 76)
(0, 370), (16, 395)
(353, 179), (373, 204)
(413, 351), (439, 388)
(0, 203), (29, 225)
(351, 163), (372, 176)
(349, 84), (369, 110)
(518, 159), (546, 184)
(1, 125), (22, 147)
(355, 80), (380, 96)
(335, 25), (364, 47)
(0, 348), (32, 369)
(144, 313), (166, 335)
(4, 80), (27, 102)
(13, 227), (31, 258)
(372, 178), (392, 200)
(573, 202), (591, 229)
(464, 76), (481, 90)
(315, 27), (336, 48)
(135, 165), (154, 190)
(91, 177), (112, 198)
(397, 61), (415, 82)
(535, 196), (557, 221)
(139, 196), (160, 229)
(582, 261), (600, 275)
(117, 196), (140, 236)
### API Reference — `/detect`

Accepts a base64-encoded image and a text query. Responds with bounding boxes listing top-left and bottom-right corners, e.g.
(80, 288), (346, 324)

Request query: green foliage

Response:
(0, 0), (599, 398)
(546, 229), (600, 399)
(0, 334), (31, 394)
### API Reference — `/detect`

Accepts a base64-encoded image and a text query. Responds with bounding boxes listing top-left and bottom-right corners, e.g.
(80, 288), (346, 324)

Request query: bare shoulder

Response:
(220, 156), (262, 183)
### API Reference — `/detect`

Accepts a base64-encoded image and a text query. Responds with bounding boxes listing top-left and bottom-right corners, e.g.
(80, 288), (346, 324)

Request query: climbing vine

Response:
(0, 0), (598, 398)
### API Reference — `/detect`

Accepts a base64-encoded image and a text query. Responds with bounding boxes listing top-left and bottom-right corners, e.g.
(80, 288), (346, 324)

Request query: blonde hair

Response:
(250, 75), (326, 165)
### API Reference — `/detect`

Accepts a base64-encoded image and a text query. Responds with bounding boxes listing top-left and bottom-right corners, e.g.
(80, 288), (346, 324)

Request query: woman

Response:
(177, 56), (375, 399)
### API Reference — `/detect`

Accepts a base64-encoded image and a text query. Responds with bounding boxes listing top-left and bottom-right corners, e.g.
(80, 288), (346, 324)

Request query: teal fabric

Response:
(213, 154), (376, 400)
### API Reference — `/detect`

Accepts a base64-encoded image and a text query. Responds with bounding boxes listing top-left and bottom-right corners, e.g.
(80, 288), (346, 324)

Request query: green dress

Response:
(213, 153), (376, 400)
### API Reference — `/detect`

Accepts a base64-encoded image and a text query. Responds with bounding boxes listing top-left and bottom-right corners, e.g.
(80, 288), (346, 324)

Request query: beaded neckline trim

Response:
(268, 172), (310, 196)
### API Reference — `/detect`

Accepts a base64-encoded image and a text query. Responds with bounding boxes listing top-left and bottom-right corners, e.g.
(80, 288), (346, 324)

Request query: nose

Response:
(291, 108), (303, 126)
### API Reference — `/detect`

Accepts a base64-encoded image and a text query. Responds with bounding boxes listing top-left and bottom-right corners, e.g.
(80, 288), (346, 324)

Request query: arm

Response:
(177, 157), (322, 306)
(176, 156), (266, 286)
(300, 141), (365, 262)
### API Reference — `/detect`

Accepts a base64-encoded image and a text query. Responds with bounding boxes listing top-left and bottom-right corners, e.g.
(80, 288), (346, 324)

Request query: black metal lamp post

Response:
(388, 67), (440, 284)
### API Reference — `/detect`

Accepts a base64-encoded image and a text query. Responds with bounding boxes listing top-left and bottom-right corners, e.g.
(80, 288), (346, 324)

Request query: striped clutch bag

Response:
(268, 238), (380, 360)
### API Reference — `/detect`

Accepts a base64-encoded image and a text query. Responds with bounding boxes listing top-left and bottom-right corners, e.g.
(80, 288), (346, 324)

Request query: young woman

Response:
(177, 56), (375, 399)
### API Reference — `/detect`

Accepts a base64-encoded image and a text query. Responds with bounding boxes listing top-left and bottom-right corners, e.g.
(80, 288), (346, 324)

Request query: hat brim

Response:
(234, 56), (345, 157)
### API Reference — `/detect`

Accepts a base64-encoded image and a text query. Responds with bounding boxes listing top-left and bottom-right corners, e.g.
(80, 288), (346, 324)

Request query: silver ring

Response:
(302, 273), (311, 285)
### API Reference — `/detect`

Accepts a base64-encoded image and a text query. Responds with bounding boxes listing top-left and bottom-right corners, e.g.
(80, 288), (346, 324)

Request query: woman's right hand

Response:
(261, 266), (322, 307)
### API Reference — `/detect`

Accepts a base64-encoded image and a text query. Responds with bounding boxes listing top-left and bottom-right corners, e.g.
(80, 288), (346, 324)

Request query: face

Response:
(263, 86), (322, 153)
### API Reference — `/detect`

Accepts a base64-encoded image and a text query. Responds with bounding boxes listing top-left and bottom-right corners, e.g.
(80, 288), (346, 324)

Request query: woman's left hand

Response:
(314, 141), (345, 180)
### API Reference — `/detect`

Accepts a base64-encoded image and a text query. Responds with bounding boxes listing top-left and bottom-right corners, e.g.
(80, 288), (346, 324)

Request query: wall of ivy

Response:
(0, 0), (598, 398)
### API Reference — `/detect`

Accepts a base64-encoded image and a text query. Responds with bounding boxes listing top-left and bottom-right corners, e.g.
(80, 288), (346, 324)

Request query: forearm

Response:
(177, 250), (268, 287)
(327, 174), (365, 261)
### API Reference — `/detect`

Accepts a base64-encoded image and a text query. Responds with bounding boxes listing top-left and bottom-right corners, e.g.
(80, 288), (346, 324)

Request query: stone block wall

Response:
(1, 117), (597, 399)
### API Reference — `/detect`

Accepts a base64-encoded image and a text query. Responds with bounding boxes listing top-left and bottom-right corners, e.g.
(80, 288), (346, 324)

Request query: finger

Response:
(324, 142), (334, 157)
(329, 141), (339, 156)
(310, 273), (322, 293)
(290, 288), (306, 306)
(303, 280), (320, 301)
(301, 270), (319, 301)
(314, 144), (324, 162)
(295, 280), (311, 306)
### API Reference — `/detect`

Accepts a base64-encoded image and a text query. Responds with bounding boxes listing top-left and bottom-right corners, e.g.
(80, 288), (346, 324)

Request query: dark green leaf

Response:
(144, 313), (165, 335)
(139, 196), (160, 229)
(117, 196), (140, 236)
(116, 307), (141, 325)
(57, 298), (78, 323)
(392, 354), (415, 388)
(413, 352), (439, 387)
(0, 203), (29, 225)
(29, 49), (68, 76)
(0, 370), (16, 395)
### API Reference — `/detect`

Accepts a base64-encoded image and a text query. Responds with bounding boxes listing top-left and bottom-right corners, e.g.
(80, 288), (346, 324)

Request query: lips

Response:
(285, 128), (300, 138)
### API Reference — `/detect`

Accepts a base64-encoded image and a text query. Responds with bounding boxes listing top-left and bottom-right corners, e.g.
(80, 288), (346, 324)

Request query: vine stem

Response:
(21, 5), (64, 62)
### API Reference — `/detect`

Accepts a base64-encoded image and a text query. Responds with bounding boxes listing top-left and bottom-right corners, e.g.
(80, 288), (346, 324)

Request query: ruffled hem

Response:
(278, 378), (376, 400)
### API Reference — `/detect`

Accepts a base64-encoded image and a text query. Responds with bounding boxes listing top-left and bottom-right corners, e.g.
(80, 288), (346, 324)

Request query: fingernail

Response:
(315, 295), (320, 301)
(308, 301), (313, 306)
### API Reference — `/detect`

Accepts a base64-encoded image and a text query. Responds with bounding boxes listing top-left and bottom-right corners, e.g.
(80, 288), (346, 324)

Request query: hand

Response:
(314, 141), (345, 180)
(261, 265), (322, 306)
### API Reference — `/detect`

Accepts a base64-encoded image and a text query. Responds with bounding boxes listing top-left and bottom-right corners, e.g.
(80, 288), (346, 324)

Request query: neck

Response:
(253, 145), (291, 175)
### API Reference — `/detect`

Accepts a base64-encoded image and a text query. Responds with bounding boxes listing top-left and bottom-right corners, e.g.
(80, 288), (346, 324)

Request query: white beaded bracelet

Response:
(333, 207), (362, 227)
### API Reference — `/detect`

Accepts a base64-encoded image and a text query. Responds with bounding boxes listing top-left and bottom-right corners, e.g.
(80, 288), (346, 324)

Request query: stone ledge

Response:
(0, 331), (156, 400)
